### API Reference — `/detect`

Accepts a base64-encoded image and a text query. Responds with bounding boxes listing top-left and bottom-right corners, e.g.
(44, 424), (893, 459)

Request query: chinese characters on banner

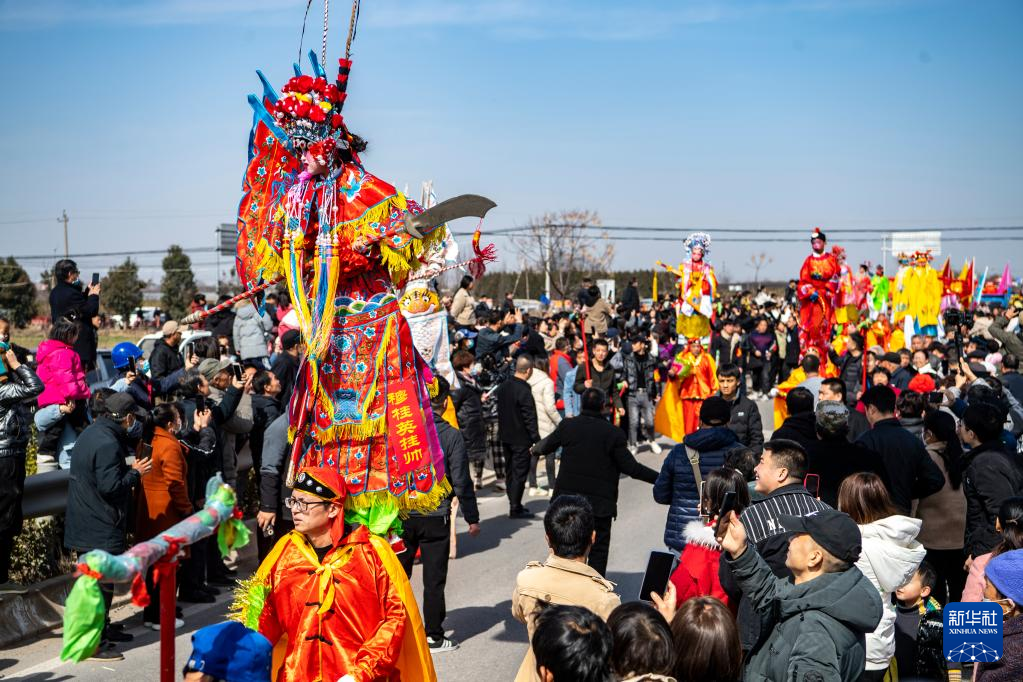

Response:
(386, 378), (431, 477)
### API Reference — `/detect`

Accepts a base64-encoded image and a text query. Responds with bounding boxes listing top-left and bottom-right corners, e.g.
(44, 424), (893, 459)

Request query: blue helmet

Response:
(111, 342), (144, 370)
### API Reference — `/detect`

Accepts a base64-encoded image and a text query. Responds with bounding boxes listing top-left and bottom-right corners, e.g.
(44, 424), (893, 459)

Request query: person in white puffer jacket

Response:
(839, 472), (927, 681)
(526, 356), (561, 497)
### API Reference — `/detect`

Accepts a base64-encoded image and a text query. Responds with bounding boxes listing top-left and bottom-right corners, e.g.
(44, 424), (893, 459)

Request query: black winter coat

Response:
(536, 410), (658, 518)
(771, 411), (819, 451)
(962, 440), (1023, 557)
(179, 387), (242, 503)
(722, 393), (764, 454)
(64, 417), (141, 553)
(622, 351), (658, 399)
(149, 339), (184, 382)
(205, 309), (236, 344)
(0, 365), (44, 457)
(49, 281), (99, 371)
(830, 350), (864, 405)
(250, 394), (283, 473)
(654, 426), (739, 550)
(806, 435), (890, 508)
(270, 352), (300, 407)
(451, 375), (486, 459)
(857, 418), (945, 513)
(419, 412), (479, 523)
(497, 376), (539, 446)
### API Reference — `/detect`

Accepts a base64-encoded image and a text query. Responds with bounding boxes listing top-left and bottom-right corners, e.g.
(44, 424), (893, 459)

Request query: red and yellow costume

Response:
(797, 229), (840, 359)
(832, 246), (858, 325)
(658, 232), (718, 339)
(655, 342), (718, 442)
(237, 53), (452, 533)
(234, 467), (436, 682)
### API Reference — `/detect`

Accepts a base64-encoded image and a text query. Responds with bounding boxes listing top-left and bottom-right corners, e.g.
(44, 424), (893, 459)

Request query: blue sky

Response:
(1, 0), (1021, 287)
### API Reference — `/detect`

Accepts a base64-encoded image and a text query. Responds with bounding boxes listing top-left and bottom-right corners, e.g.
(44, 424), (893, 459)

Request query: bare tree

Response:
(513, 210), (615, 300)
(748, 252), (773, 285)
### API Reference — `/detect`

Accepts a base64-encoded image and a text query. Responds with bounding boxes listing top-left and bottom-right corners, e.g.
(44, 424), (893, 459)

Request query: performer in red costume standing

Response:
(797, 228), (840, 360)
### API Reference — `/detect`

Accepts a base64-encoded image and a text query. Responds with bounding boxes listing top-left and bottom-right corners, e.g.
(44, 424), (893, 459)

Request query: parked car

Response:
(86, 349), (116, 393)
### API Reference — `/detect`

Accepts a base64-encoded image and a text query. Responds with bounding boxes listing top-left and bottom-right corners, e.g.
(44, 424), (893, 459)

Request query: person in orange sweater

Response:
(669, 467), (751, 612)
(137, 403), (202, 629)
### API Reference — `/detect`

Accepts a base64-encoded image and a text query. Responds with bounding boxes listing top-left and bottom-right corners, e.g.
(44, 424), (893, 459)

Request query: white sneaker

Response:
(628, 444), (638, 455)
(427, 636), (460, 653)
(649, 441), (663, 455)
(144, 618), (184, 631)
(528, 487), (549, 497)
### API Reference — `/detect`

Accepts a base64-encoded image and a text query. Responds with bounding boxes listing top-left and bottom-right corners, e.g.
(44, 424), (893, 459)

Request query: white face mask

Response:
(983, 596), (1014, 616)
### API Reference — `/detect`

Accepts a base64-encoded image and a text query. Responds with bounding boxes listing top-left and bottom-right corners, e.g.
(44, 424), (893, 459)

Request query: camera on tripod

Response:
(942, 308), (975, 331)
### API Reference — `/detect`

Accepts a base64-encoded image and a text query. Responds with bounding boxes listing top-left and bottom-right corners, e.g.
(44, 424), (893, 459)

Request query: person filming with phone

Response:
(63, 392), (152, 659)
(715, 506), (883, 682)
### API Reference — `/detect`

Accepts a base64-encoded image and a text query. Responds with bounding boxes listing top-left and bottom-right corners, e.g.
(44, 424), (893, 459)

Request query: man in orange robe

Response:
(655, 338), (718, 442)
(234, 466), (436, 682)
(797, 228), (840, 360)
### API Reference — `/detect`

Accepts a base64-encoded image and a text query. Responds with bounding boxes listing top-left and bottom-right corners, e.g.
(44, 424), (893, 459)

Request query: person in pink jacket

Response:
(33, 317), (91, 470)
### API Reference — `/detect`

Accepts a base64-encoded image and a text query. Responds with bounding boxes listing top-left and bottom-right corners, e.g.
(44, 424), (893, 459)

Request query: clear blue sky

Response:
(1, 0), (1021, 287)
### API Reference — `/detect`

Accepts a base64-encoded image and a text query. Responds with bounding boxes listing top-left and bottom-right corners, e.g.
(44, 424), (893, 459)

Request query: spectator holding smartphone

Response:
(63, 392), (152, 659)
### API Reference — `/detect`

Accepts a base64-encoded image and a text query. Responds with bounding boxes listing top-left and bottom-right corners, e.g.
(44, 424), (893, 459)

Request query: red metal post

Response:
(158, 560), (177, 682)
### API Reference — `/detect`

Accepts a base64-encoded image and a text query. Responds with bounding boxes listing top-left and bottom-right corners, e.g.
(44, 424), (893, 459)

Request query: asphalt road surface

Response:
(4, 400), (773, 681)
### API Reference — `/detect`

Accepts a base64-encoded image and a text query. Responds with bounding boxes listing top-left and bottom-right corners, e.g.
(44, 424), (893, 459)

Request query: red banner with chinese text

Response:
(386, 378), (432, 477)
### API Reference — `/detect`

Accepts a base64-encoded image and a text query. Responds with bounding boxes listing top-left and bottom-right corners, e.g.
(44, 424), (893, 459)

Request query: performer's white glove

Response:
(336, 676), (356, 682)
(768, 388), (779, 398)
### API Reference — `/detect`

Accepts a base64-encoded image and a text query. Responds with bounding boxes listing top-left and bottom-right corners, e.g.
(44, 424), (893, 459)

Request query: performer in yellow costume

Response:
(657, 232), (717, 340)
(894, 251), (942, 337)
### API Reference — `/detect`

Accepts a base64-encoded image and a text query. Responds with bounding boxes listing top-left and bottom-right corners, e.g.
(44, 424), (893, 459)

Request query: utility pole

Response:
(58, 210), (69, 258)
(543, 222), (552, 303)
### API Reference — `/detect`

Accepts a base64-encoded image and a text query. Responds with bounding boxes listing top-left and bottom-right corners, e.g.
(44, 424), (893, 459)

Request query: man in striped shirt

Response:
(720, 438), (832, 652)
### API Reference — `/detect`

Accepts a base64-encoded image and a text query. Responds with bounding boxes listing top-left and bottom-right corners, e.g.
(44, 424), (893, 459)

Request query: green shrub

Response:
(10, 515), (76, 585)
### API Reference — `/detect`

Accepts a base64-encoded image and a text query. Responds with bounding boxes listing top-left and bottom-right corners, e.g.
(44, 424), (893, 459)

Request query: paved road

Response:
(4, 401), (773, 681)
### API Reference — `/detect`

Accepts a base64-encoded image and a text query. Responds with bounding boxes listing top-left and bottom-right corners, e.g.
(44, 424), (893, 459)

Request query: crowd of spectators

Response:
(3, 259), (1023, 680)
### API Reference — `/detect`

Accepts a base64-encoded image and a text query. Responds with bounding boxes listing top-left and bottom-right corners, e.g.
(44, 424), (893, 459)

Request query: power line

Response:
(9, 247), (219, 261)
(481, 224), (1023, 236)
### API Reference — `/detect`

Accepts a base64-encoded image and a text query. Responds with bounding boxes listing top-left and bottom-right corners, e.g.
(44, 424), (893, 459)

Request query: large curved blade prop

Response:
(403, 194), (497, 239)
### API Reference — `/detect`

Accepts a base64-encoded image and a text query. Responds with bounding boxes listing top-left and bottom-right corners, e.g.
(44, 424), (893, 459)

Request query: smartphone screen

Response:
(232, 364), (244, 381)
(91, 273), (100, 287)
(126, 355), (137, 373)
(804, 474), (821, 500)
(639, 550), (676, 602)
(698, 479), (707, 518)
(138, 443), (153, 460)
(196, 395), (207, 413)
(714, 491), (738, 538)
(928, 391), (943, 405)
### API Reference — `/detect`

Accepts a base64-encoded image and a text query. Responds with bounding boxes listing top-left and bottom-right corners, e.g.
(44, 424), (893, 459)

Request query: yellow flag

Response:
(652, 270), (658, 301)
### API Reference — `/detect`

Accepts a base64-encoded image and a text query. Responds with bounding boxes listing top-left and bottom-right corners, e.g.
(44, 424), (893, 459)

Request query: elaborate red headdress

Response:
(270, 58), (359, 163)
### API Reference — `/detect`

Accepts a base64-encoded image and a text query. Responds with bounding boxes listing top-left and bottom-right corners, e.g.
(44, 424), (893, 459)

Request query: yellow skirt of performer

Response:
(835, 304), (859, 325)
(655, 379), (702, 443)
(676, 313), (711, 339)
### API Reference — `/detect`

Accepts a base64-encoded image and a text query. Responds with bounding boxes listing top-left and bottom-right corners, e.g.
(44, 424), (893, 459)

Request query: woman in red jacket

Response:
(669, 467), (750, 612)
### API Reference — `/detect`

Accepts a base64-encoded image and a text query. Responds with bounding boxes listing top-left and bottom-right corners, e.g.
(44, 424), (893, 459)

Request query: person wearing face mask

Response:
(63, 392), (152, 660)
(978, 549), (1023, 680)
(137, 403), (206, 630)
(110, 342), (154, 409)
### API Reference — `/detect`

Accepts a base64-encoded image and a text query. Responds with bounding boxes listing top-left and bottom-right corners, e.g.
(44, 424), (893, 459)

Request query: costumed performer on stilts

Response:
(236, 48), (495, 537)
(234, 466), (435, 682)
(868, 264), (890, 321)
(832, 245), (858, 327)
(656, 232), (717, 340)
(796, 228), (840, 360)
(654, 337), (718, 442)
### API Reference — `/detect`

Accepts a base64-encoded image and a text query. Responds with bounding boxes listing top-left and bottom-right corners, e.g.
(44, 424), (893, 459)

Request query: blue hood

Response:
(683, 426), (739, 452)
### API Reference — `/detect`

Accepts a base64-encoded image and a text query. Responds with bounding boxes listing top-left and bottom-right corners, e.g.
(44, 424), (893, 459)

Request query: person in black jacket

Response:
(857, 385), (944, 513)
(534, 387), (658, 577)
(48, 259), (100, 371)
(270, 329), (303, 407)
(149, 321), (185, 386)
(780, 316), (800, 381)
(959, 402), (1023, 561)
(398, 377), (480, 652)
(451, 350), (488, 488)
(176, 367), (244, 601)
(620, 278), (640, 320)
(250, 370), (283, 497)
(771, 387), (818, 450)
(497, 355), (540, 519)
(63, 392), (152, 654)
(806, 401), (889, 508)
(829, 332), (865, 407)
(0, 349), (44, 592)
(573, 338), (623, 415)
(717, 363), (764, 455)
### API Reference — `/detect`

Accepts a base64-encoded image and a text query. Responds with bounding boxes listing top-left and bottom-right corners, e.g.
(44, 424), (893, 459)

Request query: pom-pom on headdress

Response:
(684, 232), (712, 257)
(832, 245), (846, 258)
(810, 227), (827, 243)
